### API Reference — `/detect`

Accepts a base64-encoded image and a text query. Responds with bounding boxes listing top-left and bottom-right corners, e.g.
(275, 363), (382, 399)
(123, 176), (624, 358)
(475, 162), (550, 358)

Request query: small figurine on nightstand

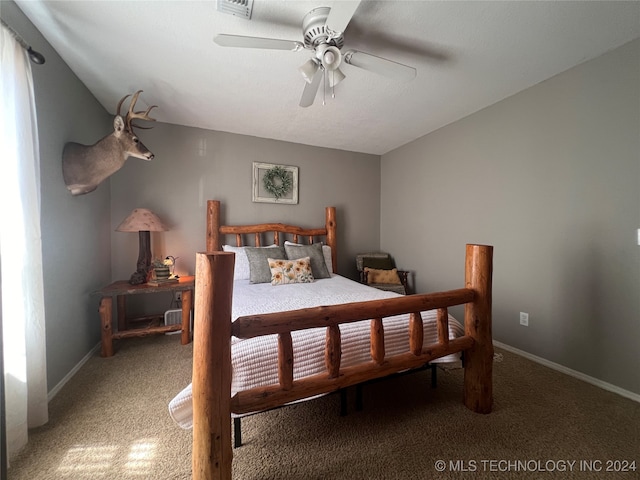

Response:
(164, 255), (179, 279)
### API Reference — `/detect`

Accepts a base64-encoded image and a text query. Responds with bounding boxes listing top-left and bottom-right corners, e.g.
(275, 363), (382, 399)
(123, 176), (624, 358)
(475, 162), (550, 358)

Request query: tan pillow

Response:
(365, 267), (402, 285)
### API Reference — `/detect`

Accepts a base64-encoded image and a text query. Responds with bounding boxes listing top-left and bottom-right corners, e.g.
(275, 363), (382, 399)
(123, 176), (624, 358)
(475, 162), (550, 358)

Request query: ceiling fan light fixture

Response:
(316, 44), (342, 71)
(299, 59), (319, 83)
(324, 51), (336, 64)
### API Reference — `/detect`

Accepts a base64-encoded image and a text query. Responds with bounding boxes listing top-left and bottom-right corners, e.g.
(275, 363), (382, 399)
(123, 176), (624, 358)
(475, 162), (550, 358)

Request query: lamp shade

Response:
(116, 208), (168, 232)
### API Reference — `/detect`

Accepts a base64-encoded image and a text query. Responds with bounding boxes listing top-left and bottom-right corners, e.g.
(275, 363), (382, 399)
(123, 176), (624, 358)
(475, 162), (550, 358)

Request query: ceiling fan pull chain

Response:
(331, 71), (336, 99)
(323, 69), (327, 106)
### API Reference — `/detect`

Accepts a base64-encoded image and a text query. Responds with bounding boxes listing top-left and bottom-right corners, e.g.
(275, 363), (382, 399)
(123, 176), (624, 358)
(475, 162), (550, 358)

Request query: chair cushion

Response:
(356, 252), (392, 271)
(362, 256), (394, 270)
(364, 267), (402, 285)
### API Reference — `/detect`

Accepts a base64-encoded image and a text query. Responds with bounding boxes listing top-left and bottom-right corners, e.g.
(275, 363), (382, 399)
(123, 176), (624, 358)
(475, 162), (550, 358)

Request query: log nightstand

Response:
(95, 276), (195, 357)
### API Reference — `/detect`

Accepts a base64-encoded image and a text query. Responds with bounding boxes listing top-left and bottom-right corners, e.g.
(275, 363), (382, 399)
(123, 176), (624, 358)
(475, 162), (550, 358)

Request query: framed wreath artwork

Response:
(252, 162), (299, 204)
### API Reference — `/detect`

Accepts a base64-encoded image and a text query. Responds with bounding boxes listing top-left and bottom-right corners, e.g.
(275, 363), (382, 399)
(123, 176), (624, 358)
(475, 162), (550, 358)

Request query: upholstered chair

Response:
(355, 252), (409, 295)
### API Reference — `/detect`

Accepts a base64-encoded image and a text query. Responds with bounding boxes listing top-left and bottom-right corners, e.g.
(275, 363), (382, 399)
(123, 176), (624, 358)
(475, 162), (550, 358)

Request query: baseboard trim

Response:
(493, 340), (640, 404)
(47, 342), (101, 402)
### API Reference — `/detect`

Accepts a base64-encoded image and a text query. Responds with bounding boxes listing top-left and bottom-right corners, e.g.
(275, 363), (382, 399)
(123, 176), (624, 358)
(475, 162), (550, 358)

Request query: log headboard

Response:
(205, 200), (338, 273)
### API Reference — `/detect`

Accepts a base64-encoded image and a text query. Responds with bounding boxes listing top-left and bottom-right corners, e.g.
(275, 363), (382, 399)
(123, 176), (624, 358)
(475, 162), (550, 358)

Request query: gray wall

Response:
(3, 2), (112, 391)
(381, 39), (640, 395)
(109, 124), (380, 311)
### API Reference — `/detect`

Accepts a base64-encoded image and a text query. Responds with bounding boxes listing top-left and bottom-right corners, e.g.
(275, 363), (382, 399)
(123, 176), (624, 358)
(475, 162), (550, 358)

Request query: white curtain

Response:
(0, 25), (48, 460)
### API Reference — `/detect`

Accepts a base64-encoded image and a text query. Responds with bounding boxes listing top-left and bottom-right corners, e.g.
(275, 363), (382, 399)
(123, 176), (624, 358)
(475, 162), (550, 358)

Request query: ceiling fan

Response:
(214, 0), (417, 107)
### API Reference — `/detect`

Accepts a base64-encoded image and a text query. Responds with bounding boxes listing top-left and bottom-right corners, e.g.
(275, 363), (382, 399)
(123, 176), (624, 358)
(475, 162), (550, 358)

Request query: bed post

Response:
(192, 252), (235, 480)
(463, 244), (493, 414)
(325, 207), (337, 273)
(207, 200), (221, 252)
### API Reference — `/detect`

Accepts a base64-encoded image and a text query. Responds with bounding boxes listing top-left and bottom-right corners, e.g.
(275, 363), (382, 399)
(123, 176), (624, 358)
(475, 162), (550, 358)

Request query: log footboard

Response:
(192, 244), (493, 480)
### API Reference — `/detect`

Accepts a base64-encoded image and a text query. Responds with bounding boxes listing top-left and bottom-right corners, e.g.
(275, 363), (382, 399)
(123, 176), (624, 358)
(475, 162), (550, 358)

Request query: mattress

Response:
(169, 274), (464, 429)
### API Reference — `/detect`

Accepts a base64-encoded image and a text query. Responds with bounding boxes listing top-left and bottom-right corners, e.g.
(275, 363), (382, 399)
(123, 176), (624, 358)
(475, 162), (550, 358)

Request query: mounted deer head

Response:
(62, 90), (157, 196)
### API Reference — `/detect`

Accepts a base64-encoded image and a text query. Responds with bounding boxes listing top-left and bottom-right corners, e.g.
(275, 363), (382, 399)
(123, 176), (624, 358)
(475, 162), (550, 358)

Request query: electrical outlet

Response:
(520, 312), (529, 326)
(175, 291), (182, 302)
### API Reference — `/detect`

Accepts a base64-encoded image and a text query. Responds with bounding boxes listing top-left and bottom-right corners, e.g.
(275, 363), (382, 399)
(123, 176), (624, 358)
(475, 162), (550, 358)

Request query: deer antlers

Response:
(116, 90), (157, 131)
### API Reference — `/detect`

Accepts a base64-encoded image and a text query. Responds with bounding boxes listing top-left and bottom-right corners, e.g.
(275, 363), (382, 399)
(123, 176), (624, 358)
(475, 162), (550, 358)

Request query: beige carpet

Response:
(8, 334), (640, 480)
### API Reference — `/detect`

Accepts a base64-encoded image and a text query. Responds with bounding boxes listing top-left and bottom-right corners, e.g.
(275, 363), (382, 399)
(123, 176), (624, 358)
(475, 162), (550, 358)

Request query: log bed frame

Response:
(192, 200), (493, 480)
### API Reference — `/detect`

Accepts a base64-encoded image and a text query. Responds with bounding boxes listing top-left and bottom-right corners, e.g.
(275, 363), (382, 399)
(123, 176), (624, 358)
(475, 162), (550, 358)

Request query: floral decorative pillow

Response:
(268, 257), (314, 286)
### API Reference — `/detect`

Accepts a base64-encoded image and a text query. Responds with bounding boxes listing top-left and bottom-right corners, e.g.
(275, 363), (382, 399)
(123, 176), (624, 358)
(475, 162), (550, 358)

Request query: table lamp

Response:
(116, 208), (168, 285)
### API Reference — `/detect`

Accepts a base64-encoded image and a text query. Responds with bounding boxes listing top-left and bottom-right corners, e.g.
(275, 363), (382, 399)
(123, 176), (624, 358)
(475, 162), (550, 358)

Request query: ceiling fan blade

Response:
(214, 34), (303, 51)
(299, 68), (323, 108)
(325, 0), (362, 35)
(343, 50), (417, 81)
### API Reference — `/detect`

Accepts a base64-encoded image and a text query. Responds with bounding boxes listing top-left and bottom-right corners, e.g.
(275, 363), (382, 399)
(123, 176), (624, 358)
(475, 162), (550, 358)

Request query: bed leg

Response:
(355, 384), (363, 411)
(233, 417), (242, 448)
(340, 389), (348, 416)
(430, 364), (437, 388)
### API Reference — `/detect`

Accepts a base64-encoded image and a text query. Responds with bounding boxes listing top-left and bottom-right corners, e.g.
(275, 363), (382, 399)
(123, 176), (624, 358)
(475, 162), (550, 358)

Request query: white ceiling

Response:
(14, 0), (640, 155)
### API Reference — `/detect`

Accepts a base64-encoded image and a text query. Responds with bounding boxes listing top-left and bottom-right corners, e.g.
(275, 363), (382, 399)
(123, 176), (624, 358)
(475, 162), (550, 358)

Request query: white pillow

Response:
(222, 245), (250, 280)
(284, 241), (333, 274)
(222, 244), (280, 280)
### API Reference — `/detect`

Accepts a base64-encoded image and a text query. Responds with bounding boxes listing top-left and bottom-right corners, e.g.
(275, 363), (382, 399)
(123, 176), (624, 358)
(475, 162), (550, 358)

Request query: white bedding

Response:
(168, 274), (464, 429)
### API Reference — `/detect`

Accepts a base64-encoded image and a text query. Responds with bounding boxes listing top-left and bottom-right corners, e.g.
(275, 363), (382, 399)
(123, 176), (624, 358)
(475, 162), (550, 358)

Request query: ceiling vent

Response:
(217, 0), (254, 20)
